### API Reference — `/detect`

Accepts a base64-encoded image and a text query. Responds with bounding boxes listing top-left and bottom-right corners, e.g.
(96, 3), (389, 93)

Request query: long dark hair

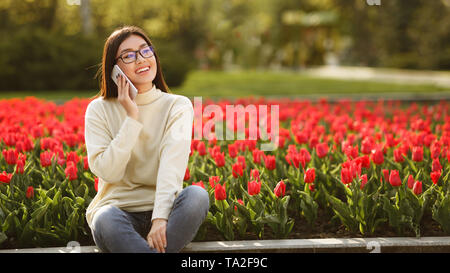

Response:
(96, 26), (170, 99)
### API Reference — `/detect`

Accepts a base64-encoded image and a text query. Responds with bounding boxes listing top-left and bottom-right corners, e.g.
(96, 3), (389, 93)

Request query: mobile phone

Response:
(111, 64), (138, 100)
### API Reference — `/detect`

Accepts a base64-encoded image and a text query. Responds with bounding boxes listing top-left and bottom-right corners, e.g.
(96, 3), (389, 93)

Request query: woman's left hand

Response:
(147, 219), (168, 253)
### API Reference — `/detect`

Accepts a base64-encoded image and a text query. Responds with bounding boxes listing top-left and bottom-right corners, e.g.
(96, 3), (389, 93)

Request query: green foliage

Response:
(296, 190), (318, 228)
(432, 184), (450, 233)
(0, 167), (95, 248)
(1, 0), (448, 94)
(0, 28), (102, 91)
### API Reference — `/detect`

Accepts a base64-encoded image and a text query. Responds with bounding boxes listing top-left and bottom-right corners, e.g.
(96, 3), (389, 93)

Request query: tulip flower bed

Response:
(0, 96), (449, 249)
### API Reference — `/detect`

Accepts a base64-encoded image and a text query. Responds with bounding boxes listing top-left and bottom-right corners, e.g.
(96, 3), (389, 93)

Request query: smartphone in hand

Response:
(111, 65), (138, 100)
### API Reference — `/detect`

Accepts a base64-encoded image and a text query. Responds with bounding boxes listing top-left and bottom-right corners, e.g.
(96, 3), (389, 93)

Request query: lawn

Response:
(0, 69), (448, 101)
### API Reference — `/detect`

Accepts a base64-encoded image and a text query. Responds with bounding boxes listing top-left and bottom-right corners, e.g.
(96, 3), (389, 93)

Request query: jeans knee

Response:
(92, 205), (121, 241)
(184, 186), (210, 216)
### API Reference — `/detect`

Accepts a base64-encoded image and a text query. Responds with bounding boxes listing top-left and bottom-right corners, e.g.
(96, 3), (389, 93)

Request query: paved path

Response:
(303, 66), (450, 88)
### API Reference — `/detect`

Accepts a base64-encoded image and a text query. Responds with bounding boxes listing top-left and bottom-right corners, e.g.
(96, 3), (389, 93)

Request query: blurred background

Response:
(0, 0), (449, 100)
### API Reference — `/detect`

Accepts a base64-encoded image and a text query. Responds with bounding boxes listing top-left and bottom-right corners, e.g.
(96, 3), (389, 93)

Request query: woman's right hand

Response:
(117, 74), (139, 120)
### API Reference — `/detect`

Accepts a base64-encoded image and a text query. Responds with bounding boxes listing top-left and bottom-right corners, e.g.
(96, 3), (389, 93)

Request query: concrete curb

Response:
(1, 237), (449, 253)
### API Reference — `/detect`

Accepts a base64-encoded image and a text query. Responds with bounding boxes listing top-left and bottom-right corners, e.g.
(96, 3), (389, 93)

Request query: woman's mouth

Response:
(135, 66), (150, 75)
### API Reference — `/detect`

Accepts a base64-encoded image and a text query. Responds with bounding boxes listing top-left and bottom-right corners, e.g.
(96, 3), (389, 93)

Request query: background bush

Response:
(0, 28), (193, 91)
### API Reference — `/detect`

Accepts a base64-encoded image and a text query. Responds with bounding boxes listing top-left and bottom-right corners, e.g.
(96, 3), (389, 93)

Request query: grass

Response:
(173, 70), (449, 98)
(1, 69), (449, 101)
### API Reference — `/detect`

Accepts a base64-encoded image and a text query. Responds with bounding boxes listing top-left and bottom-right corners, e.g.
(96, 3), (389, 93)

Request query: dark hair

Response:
(96, 26), (170, 99)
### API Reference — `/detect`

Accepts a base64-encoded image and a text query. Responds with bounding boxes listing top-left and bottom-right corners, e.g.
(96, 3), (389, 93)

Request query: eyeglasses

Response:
(116, 46), (154, 64)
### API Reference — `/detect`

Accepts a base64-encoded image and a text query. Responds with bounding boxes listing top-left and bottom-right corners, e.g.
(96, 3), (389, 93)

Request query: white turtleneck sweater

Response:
(84, 85), (194, 229)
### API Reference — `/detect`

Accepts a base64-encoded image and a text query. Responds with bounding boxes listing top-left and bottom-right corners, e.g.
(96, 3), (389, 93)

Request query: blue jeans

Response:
(90, 186), (209, 253)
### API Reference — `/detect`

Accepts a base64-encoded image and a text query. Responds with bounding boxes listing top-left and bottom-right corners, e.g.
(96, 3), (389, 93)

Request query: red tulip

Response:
(94, 177), (99, 192)
(183, 168), (190, 181)
(430, 142), (441, 159)
(316, 142), (329, 158)
(355, 155), (370, 169)
(64, 161), (78, 181)
(250, 169), (260, 182)
(31, 125), (44, 138)
(407, 175), (415, 189)
(26, 186), (34, 199)
(252, 149), (264, 164)
(393, 148), (405, 163)
(248, 180), (261, 196)
(341, 167), (353, 184)
(197, 141), (206, 156)
(232, 162), (244, 178)
(2, 149), (18, 165)
(228, 143), (238, 158)
(360, 174), (368, 189)
(0, 171), (13, 184)
(214, 152), (226, 167)
(292, 153), (301, 169)
(389, 170), (402, 187)
(285, 153), (294, 166)
(412, 146), (423, 162)
(431, 171), (441, 185)
(208, 145), (220, 158)
(385, 133), (400, 148)
(16, 154), (26, 174)
(40, 137), (52, 150)
(274, 180), (286, 197)
(361, 137), (374, 155)
(245, 139), (256, 151)
(40, 151), (53, 168)
(278, 136), (286, 148)
(192, 181), (205, 189)
(299, 148), (311, 164)
(209, 176), (220, 189)
(371, 148), (384, 165)
(413, 181), (422, 195)
(83, 156), (89, 170)
(208, 135), (217, 147)
(53, 147), (66, 166)
(304, 168), (316, 184)
(432, 158), (442, 172)
(214, 183), (227, 201)
(66, 151), (80, 164)
(264, 155), (276, 170)
(382, 169), (390, 183)
(237, 155), (246, 170)
(295, 131), (308, 145)
(309, 135), (319, 150)
(344, 145), (359, 160)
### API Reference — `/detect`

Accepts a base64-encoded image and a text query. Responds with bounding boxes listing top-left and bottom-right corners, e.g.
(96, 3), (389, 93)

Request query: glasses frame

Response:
(116, 45), (154, 64)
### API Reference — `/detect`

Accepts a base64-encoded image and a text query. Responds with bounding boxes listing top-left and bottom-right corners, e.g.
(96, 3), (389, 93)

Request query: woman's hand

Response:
(147, 218), (168, 253)
(117, 74), (139, 120)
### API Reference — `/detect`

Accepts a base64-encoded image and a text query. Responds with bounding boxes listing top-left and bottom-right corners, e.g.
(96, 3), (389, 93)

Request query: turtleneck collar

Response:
(134, 84), (163, 105)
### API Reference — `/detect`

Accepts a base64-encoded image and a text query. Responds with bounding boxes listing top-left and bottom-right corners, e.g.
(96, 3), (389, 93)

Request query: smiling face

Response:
(115, 34), (158, 93)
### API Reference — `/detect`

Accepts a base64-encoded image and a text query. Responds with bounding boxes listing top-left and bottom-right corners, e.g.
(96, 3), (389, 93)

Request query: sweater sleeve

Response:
(151, 98), (194, 221)
(84, 100), (143, 183)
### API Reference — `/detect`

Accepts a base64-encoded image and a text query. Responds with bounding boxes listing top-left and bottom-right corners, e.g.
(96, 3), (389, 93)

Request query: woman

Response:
(84, 25), (209, 253)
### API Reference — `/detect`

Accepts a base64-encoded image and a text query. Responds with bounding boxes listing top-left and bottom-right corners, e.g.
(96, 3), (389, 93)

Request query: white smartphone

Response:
(111, 64), (138, 100)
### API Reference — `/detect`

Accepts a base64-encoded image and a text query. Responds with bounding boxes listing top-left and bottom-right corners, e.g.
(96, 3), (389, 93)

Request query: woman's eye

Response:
(123, 52), (136, 60)
(141, 48), (152, 56)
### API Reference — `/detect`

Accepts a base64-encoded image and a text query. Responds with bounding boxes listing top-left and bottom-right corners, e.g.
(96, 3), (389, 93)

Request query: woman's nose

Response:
(135, 52), (145, 64)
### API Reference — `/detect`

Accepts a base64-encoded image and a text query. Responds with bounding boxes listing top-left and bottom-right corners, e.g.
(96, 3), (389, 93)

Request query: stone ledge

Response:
(1, 237), (450, 253)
